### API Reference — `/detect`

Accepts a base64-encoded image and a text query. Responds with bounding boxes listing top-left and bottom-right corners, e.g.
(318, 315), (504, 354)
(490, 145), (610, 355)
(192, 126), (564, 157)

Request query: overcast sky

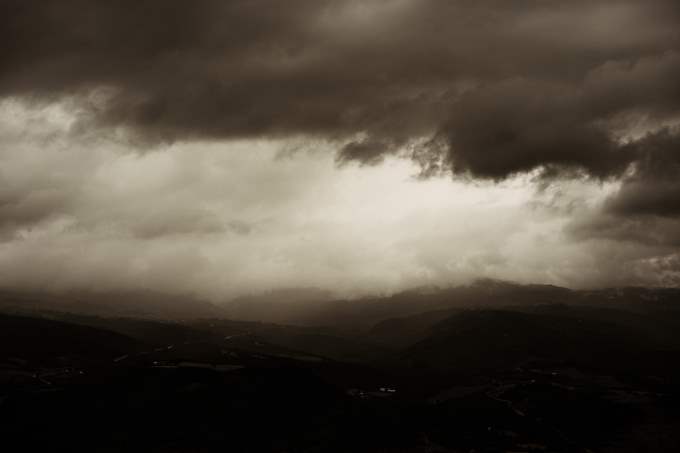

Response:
(1, 0), (679, 299)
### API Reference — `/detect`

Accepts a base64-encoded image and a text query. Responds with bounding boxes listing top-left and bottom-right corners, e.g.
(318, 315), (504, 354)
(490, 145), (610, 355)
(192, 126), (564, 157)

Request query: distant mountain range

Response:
(2, 280), (679, 328)
(0, 288), (225, 320)
(221, 279), (680, 328)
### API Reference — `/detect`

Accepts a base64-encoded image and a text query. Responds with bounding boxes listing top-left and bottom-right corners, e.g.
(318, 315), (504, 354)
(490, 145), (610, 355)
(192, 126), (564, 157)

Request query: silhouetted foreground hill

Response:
(0, 314), (140, 363)
(2, 282), (680, 451)
(403, 309), (664, 371)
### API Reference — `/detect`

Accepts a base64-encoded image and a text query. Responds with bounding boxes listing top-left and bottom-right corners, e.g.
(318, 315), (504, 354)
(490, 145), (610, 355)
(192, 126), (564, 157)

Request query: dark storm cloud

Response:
(606, 128), (680, 218)
(568, 213), (680, 248)
(441, 79), (626, 180)
(567, 124), (680, 237)
(567, 126), (680, 252)
(336, 138), (394, 166)
(2, 0), (679, 179)
(442, 50), (680, 179)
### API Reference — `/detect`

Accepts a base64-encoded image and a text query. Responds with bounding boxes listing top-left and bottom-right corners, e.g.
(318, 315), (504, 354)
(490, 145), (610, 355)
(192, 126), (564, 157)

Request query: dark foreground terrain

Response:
(2, 282), (680, 452)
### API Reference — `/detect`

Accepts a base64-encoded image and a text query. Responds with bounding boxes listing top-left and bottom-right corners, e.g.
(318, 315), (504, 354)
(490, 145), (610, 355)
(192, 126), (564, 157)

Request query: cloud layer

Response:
(1, 1), (680, 294)
(3, 1), (679, 176)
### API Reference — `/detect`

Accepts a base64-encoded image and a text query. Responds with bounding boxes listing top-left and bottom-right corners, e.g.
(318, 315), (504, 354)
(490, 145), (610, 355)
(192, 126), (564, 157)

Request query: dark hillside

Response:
(0, 314), (140, 362)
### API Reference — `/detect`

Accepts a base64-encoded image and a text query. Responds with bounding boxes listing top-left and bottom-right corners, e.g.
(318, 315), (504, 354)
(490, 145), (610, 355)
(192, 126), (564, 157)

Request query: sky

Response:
(1, 0), (679, 299)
